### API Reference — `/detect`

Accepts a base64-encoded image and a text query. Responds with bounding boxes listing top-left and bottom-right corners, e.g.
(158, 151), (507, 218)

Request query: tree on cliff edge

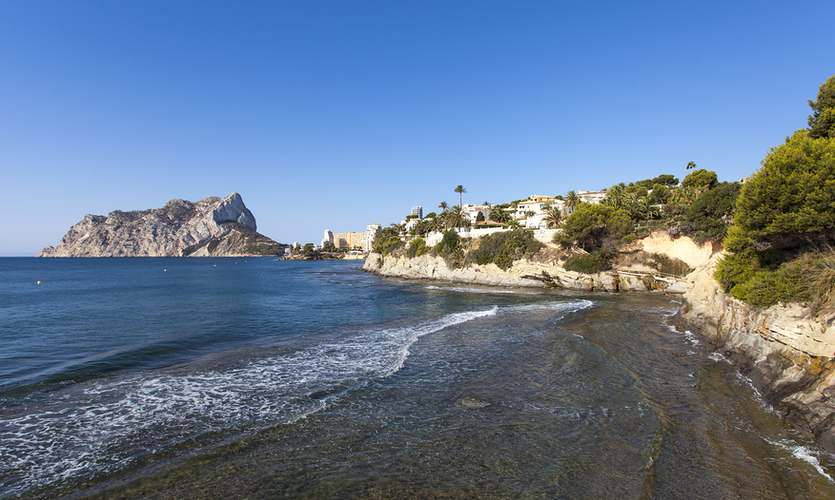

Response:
(715, 75), (835, 307)
(808, 75), (835, 139)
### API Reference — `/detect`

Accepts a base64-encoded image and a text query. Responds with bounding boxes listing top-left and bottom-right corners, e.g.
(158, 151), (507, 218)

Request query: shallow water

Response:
(1, 258), (833, 499)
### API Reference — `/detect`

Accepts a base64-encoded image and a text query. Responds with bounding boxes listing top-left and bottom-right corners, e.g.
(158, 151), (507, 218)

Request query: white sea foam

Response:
(504, 299), (594, 321)
(767, 438), (834, 482)
(425, 285), (541, 295)
(0, 307), (497, 496)
(709, 351), (730, 364)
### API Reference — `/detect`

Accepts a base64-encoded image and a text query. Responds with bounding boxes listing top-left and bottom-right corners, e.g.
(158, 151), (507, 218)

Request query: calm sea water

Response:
(1, 257), (834, 499)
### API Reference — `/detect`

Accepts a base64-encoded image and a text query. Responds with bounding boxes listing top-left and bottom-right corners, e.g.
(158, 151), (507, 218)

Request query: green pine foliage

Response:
(734, 130), (835, 250)
(469, 229), (542, 269)
(407, 236), (430, 258)
(560, 204), (633, 249)
(680, 182), (740, 243)
(715, 76), (835, 308)
(808, 75), (835, 139)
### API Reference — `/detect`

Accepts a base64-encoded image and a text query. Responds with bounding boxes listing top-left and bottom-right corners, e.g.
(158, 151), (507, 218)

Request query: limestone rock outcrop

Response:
(678, 255), (835, 453)
(362, 253), (687, 293)
(37, 193), (286, 257)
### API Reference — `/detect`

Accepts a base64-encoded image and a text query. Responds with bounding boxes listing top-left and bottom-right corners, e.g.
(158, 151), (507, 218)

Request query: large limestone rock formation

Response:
(37, 193), (286, 257)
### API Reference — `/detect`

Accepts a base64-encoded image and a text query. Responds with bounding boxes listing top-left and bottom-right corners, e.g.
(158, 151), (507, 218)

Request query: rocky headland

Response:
(37, 193), (287, 257)
(363, 232), (835, 453)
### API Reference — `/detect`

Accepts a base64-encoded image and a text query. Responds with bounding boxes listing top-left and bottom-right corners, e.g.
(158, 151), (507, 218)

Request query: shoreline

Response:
(362, 241), (835, 455)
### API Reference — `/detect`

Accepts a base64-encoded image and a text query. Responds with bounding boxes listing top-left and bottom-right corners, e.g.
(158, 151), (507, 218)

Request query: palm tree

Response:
(489, 206), (510, 224)
(603, 184), (625, 209)
(454, 185), (466, 207)
(444, 205), (470, 229)
(543, 206), (564, 229)
(565, 190), (580, 213)
(637, 196), (660, 221)
(438, 201), (448, 212)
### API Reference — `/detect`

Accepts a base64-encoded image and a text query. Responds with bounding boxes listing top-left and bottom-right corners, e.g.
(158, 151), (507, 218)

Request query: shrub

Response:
(734, 130), (835, 250)
(407, 237), (429, 258)
(469, 229), (542, 269)
(563, 249), (613, 274)
(372, 233), (404, 256)
(434, 229), (463, 266)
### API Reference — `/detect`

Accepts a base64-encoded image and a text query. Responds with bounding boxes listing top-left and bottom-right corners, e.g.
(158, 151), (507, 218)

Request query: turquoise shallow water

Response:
(1, 258), (834, 499)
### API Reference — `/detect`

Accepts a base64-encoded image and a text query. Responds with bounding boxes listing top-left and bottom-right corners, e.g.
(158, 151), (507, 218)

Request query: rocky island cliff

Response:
(363, 233), (835, 454)
(37, 193), (287, 257)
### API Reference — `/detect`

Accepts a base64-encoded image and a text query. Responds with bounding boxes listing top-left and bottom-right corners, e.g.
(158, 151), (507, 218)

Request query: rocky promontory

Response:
(37, 193), (287, 257)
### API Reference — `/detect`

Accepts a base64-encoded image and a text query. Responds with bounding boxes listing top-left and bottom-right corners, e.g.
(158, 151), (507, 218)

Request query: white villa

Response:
(578, 190), (607, 204)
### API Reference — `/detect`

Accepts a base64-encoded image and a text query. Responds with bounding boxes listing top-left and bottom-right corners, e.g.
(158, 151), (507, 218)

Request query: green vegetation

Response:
(715, 75), (835, 308)
(681, 168), (718, 190)
(563, 249), (612, 273)
(680, 182), (741, 243)
(808, 75), (835, 139)
(407, 236), (430, 258)
(434, 229), (463, 266)
(469, 229), (542, 270)
(559, 204), (632, 249)
(372, 226), (405, 256)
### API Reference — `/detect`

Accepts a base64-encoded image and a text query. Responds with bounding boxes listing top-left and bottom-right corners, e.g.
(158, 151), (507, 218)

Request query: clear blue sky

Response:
(2, 1), (833, 255)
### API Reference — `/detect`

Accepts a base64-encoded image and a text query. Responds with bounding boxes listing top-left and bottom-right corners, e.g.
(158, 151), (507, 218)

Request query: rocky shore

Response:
(679, 256), (835, 453)
(362, 234), (835, 454)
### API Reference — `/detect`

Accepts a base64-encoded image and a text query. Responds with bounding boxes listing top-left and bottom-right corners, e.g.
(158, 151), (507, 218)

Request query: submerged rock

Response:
(37, 193), (287, 257)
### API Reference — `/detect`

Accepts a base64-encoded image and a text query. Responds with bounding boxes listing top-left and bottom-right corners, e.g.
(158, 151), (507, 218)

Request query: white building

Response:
(513, 195), (564, 229)
(462, 203), (491, 223)
(364, 223), (382, 253)
(577, 190), (607, 204)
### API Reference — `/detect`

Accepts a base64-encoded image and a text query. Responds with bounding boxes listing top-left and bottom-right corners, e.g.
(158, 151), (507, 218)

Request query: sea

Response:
(1, 257), (834, 499)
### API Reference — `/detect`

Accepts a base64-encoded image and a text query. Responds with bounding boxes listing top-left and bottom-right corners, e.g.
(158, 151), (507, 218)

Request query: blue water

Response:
(1, 258), (834, 499)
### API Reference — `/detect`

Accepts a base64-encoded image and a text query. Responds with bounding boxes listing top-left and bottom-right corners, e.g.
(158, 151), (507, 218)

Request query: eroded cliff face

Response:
(37, 193), (285, 257)
(679, 256), (835, 453)
(362, 252), (688, 293)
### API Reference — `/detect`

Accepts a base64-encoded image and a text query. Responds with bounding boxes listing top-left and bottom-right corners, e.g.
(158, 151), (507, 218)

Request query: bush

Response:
(407, 236), (429, 258)
(563, 249), (613, 274)
(372, 233), (404, 256)
(469, 229), (542, 269)
(434, 229), (462, 265)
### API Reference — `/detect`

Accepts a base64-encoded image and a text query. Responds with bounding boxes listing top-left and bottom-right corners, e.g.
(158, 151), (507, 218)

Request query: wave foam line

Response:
(425, 285), (541, 295)
(767, 438), (834, 483)
(0, 307), (497, 496)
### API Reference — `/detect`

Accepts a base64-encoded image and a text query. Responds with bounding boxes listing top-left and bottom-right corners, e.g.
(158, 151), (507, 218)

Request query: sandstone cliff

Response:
(678, 255), (835, 453)
(37, 193), (287, 257)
